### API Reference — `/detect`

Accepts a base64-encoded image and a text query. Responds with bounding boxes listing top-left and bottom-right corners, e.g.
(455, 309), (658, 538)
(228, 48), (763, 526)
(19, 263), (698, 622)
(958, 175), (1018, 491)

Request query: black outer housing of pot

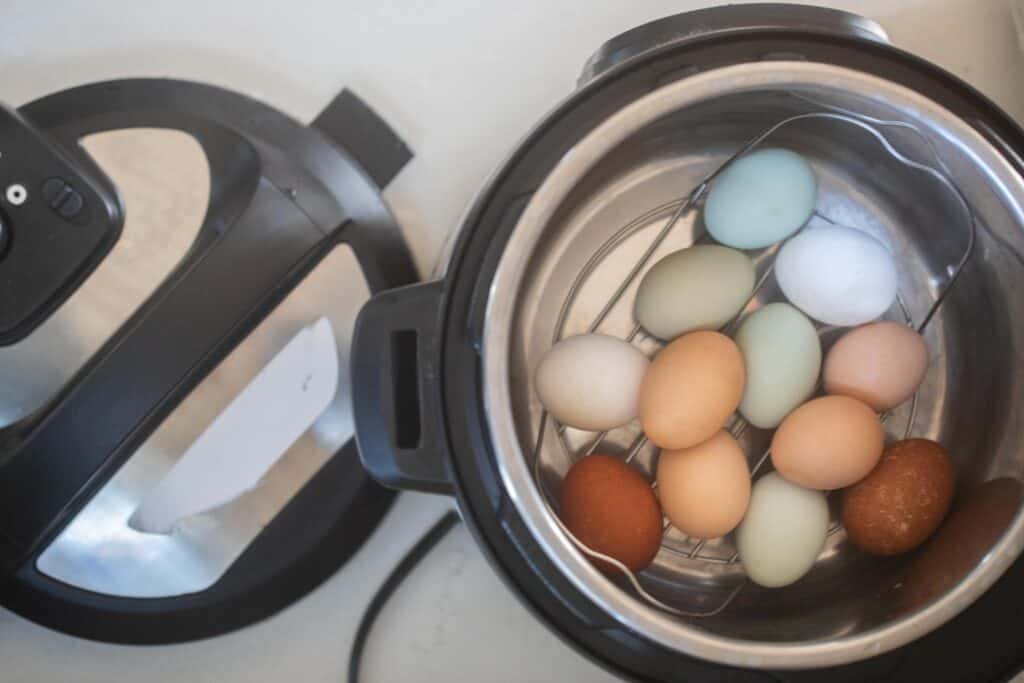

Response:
(0, 80), (417, 643)
(353, 26), (1024, 683)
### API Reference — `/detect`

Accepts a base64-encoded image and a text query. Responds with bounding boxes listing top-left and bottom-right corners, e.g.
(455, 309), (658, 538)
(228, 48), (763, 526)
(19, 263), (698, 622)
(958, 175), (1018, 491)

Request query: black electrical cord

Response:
(348, 510), (462, 683)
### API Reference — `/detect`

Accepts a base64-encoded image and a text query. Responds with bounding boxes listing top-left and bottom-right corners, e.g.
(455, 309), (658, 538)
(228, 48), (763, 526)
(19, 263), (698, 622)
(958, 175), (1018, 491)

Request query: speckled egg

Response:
(842, 439), (955, 555)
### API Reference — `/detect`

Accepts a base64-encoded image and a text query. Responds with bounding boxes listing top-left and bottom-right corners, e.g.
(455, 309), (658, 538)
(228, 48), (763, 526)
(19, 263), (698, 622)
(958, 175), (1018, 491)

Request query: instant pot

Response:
(353, 5), (1024, 682)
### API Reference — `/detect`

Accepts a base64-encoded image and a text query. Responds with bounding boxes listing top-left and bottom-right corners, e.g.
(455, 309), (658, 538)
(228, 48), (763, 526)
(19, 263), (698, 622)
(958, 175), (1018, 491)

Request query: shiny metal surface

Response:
(31, 130), (370, 597)
(37, 245), (368, 597)
(484, 63), (1024, 668)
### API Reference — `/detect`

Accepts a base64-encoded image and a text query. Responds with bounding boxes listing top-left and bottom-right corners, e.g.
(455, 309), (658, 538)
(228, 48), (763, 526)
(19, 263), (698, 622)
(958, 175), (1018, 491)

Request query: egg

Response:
(841, 439), (955, 556)
(771, 395), (884, 490)
(736, 472), (829, 588)
(656, 431), (751, 538)
(824, 321), (929, 411)
(735, 303), (821, 429)
(775, 225), (898, 326)
(639, 331), (745, 450)
(559, 454), (663, 573)
(634, 245), (755, 340)
(703, 148), (817, 249)
(535, 334), (649, 431)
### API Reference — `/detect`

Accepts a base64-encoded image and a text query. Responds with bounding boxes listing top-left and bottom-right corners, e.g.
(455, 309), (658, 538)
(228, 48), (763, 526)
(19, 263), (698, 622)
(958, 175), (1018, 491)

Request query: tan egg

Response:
(823, 321), (928, 411)
(639, 331), (745, 450)
(771, 395), (884, 490)
(657, 431), (751, 539)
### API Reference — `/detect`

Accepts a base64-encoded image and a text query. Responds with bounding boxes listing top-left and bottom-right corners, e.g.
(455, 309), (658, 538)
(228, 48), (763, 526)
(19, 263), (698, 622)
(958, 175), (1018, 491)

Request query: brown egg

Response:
(842, 439), (955, 556)
(639, 331), (745, 450)
(657, 430), (751, 539)
(901, 478), (1023, 610)
(559, 454), (662, 573)
(771, 395), (884, 490)
(824, 321), (928, 411)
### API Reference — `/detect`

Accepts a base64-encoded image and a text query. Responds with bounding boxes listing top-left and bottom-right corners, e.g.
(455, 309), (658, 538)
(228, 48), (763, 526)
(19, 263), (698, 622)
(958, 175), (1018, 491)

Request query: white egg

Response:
(735, 303), (821, 429)
(703, 148), (817, 249)
(736, 473), (829, 588)
(534, 334), (649, 431)
(634, 245), (755, 340)
(775, 225), (898, 326)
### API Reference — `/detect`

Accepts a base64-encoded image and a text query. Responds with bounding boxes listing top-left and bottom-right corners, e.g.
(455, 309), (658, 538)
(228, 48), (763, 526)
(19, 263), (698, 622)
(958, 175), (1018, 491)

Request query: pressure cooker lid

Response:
(0, 80), (417, 643)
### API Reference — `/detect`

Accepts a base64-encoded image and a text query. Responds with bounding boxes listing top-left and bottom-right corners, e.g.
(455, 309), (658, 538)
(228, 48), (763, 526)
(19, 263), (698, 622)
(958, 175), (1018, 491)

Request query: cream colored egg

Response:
(535, 334), (649, 431)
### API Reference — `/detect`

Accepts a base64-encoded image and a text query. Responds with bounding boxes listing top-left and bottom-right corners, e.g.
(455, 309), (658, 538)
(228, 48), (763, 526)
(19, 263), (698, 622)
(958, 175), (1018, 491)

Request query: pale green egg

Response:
(634, 245), (754, 340)
(736, 473), (829, 588)
(735, 303), (822, 429)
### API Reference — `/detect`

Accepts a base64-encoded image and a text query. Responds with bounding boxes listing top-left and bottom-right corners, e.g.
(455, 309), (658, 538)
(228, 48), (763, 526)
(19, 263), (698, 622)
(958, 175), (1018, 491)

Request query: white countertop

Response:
(2, 1), (1023, 681)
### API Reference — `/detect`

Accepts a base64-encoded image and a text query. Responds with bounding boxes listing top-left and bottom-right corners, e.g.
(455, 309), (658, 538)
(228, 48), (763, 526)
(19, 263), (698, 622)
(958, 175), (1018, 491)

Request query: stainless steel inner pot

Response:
(483, 62), (1024, 669)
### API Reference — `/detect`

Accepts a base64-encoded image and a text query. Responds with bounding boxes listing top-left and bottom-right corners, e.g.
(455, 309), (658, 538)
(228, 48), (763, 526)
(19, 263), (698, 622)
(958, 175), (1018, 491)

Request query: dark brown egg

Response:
(841, 438), (955, 556)
(559, 454), (662, 573)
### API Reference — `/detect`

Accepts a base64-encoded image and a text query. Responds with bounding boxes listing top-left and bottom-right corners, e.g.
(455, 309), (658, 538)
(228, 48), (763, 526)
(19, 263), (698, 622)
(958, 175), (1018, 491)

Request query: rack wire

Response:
(529, 97), (979, 619)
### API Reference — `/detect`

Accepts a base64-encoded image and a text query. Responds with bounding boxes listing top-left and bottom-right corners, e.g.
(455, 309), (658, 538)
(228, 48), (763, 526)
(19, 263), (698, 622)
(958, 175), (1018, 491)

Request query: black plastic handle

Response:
(352, 281), (454, 495)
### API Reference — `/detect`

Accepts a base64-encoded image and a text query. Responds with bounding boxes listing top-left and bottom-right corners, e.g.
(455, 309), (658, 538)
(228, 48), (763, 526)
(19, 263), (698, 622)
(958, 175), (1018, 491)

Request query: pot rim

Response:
(482, 60), (1024, 670)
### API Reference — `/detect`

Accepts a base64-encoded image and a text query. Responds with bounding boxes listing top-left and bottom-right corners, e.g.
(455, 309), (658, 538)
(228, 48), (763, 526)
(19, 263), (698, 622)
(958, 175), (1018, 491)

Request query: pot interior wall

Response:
(506, 84), (1024, 644)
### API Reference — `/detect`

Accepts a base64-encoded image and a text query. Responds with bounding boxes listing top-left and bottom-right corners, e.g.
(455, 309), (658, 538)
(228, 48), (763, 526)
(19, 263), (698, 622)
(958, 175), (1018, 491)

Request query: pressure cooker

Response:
(352, 5), (1024, 681)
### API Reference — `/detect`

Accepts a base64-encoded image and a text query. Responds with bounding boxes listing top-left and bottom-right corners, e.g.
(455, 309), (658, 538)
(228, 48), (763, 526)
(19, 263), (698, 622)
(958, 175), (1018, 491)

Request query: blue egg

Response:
(704, 148), (817, 249)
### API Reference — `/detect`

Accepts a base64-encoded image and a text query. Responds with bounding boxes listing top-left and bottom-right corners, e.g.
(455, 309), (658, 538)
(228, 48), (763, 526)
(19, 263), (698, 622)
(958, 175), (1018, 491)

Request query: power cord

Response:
(348, 510), (462, 683)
